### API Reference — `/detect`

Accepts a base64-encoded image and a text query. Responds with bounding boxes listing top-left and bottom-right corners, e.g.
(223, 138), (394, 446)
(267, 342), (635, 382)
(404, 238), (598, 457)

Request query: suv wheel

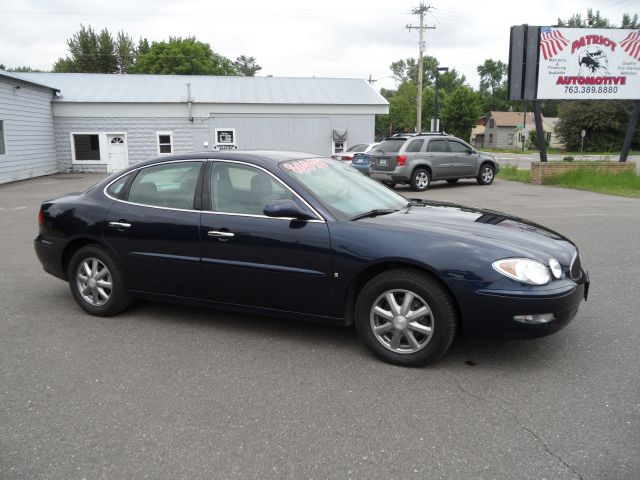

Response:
(410, 168), (431, 191)
(477, 164), (495, 185)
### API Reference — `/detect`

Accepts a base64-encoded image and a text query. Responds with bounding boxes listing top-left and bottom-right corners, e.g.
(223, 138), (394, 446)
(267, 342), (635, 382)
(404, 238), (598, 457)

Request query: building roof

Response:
(489, 111), (537, 127)
(0, 70), (59, 92)
(15, 73), (388, 106)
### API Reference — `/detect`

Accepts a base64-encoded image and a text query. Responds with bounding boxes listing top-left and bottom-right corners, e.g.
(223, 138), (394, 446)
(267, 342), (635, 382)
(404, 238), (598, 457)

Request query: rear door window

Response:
(128, 161), (202, 209)
(405, 139), (424, 153)
(427, 139), (447, 152)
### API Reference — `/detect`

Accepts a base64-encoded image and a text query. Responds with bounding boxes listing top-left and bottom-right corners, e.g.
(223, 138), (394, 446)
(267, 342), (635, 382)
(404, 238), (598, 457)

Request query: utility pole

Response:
(407, 3), (435, 133)
(367, 74), (377, 85)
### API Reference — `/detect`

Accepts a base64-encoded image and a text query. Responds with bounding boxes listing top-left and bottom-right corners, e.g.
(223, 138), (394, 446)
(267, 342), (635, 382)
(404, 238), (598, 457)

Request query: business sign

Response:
(537, 27), (640, 99)
(214, 128), (237, 150)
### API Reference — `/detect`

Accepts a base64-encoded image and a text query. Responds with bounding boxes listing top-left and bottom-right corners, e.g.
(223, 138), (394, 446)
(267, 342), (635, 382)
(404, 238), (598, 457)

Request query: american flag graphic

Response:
(620, 30), (640, 60)
(540, 27), (569, 60)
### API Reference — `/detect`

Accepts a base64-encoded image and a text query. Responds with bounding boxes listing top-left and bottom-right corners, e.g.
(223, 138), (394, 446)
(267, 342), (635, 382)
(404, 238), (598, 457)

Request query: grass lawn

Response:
(483, 148), (639, 156)
(497, 164), (640, 198)
(497, 164), (531, 182)
(545, 169), (640, 198)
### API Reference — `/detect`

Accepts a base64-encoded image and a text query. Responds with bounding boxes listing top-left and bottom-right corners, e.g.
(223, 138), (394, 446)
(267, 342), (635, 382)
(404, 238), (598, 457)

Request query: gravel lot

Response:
(1, 173), (639, 479)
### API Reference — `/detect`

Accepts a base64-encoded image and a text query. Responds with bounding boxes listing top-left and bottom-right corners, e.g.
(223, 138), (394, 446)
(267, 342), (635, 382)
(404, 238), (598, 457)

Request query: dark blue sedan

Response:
(34, 151), (589, 366)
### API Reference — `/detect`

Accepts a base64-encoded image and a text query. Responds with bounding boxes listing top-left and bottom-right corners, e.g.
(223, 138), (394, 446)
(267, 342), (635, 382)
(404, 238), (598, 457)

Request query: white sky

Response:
(1, 0), (636, 91)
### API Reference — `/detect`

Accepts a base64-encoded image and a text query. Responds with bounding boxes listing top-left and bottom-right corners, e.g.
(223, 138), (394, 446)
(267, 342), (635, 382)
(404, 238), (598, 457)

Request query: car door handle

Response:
(208, 230), (235, 238)
(108, 221), (131, 228)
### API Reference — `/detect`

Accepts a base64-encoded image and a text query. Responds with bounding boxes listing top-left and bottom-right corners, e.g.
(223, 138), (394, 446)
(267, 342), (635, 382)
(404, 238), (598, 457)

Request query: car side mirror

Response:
(264, 199), (314, 220)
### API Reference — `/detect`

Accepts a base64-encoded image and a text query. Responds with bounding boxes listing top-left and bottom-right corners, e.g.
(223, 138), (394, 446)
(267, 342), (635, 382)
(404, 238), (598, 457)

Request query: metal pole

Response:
(434, 70), (439, 132)
(416, 7), (424, 133)
(522, 102), (526, 151)
(620, 100), (640, 162)
(533, 101), (547, 162)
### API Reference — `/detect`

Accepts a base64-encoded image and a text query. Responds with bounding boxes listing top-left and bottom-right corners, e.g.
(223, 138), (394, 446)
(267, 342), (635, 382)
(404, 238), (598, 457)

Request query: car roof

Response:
(130, 150), (321, 170)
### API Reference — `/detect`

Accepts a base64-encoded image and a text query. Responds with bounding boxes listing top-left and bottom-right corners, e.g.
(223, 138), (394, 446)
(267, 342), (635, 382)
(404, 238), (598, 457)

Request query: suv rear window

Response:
(376, 139), (406, 152)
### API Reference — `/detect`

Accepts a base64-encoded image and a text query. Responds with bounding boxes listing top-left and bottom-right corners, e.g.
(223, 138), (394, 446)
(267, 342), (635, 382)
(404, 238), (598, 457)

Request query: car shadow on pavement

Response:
(118, 299), (569, 371)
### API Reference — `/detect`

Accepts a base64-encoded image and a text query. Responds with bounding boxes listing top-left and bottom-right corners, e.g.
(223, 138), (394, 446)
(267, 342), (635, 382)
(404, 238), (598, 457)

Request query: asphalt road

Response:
(1, 173), (639, 479)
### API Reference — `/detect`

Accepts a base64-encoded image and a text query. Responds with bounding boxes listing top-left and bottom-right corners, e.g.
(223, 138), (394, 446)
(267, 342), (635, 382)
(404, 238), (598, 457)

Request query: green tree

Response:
(441, 86), (482, 141)
(477, 59), (507, 111)
(8, 66), (45, 72)
(557, 9), (612, 28)
(137, 38), (150, 56)
(390, 56), (439, 86)
(53, 25), (133, 73)
(234, 55), (261, 76)
(556, 101), (640, 151)
(115, 31), (136, 73)
(132, 37), (236, 75)
(621, 13), (639, 28)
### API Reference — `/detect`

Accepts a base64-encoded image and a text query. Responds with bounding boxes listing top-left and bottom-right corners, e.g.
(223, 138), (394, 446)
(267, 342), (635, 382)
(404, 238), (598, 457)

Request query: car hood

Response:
(360, 201), (576, 264)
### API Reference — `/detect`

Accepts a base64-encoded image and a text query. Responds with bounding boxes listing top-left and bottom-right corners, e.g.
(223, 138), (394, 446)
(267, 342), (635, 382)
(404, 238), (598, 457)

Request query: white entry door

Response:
(106, 134), (129, 173)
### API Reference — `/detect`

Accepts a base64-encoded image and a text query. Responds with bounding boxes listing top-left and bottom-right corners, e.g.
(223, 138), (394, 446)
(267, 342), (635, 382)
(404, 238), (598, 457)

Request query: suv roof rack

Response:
(414, 132), (448, 136)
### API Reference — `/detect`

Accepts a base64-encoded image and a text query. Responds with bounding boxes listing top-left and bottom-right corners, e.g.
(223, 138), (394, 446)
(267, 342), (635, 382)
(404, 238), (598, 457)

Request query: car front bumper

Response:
(450, 273), (589, 339)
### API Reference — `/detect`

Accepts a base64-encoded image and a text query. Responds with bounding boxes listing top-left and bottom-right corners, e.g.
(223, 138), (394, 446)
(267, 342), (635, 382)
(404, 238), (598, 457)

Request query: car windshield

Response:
(346, 144), (367, 152)
(281, 158), (407, 220)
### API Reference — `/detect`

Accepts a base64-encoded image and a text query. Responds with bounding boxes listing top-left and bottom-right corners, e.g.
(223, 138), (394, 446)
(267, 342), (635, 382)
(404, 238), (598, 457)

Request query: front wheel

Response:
(355, 269), (458, 366)
(477, 164), (495, 185)
(410, 168), (431, 191)
(68, 244), (132, 316)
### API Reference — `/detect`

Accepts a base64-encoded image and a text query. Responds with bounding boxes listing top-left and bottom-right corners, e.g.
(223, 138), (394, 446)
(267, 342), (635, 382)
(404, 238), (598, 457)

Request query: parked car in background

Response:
(35, 151), (588, 367)
(370, 133), (499, 191)
(332, 143), (379, 163)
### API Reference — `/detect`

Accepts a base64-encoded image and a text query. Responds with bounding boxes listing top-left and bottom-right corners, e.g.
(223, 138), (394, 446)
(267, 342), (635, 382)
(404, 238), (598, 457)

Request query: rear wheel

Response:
(355, 269), (457, 366)
(410, 168), (431, 191)
(477, 164), (495, 185)
(68, 245), (131, 316)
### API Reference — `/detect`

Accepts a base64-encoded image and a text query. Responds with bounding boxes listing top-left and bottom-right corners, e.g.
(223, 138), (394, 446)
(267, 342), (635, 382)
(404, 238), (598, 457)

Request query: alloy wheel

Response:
(76, 257), (113, 307)
(369, 289), (434, 354)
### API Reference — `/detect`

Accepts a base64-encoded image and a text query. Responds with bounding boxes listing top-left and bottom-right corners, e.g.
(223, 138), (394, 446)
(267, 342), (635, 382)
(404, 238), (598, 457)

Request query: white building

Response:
(0, 71), (388, 184)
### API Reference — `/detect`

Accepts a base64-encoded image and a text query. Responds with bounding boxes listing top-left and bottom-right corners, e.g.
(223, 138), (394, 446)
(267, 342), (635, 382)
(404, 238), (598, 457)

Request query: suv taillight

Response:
(38, 207), (44, 225)
(396, 155), (407, 166)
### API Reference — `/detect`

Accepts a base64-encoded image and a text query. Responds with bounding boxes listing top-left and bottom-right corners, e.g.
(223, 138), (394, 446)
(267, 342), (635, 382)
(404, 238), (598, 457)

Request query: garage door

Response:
(210, 115), (331, 156)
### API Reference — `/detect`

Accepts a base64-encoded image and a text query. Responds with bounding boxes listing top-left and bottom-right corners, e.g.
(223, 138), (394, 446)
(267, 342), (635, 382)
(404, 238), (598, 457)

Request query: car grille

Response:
(570, 251), (582, 281)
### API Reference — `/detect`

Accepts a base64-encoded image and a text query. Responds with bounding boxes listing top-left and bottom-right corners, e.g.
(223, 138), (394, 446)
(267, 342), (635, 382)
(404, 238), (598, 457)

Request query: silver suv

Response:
(369, 133), (499, 191)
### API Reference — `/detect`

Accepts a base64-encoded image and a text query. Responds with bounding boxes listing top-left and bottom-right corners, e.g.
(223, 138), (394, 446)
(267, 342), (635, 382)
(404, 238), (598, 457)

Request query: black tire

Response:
(446, 179), (459, 184)
(355, 269), (458, 367)
(410, 168), (431, 191)
(68, 244), (132, 316)
(381, 181), (397, 189)
(476, 164), (495, 185)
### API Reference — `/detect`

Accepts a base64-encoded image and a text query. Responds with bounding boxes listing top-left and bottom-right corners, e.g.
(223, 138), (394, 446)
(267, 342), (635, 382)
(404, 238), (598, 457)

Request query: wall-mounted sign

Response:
(508, 26), (640, 100)
(214, 128), (237, 150)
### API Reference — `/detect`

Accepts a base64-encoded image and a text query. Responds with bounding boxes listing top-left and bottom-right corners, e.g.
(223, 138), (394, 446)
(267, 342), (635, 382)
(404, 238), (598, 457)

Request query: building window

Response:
(518, 132), (526, 143)
(489, 133), (494, 144)
(157, 132), (173, 154)
(508, 133), (514, 145)
(72, 134), (101, 160)
(0, 120), (5, 155)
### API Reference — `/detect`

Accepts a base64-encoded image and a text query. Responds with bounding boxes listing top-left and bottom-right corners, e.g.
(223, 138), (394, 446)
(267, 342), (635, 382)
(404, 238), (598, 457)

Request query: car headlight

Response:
(492, 258), (551, 286)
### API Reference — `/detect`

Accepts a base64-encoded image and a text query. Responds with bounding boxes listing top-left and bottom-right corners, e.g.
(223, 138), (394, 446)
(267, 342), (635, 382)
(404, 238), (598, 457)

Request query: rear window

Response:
(376, 139), (406, 153)
(346, 144), (367, 152)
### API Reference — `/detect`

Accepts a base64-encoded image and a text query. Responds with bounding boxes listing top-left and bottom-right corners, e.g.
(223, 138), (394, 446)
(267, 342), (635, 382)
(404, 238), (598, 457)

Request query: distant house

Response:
(470, 116), (487, 147)
(0, 71), (388, 184)
(484, 111), (536, 149)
